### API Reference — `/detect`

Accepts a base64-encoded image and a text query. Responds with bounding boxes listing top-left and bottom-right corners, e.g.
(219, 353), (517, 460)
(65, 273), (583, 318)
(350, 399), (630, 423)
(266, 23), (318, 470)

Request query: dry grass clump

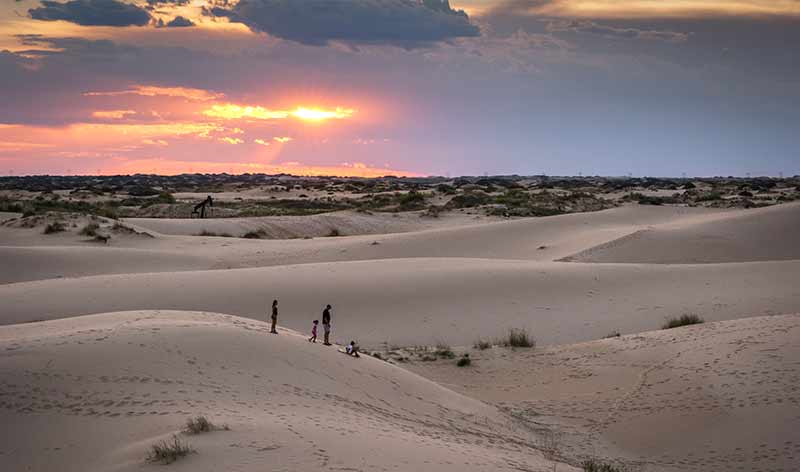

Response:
(185, 416), (212, 434)
(197, 230), (233, 237)
(184, 415), (228, 434)
(662, 314), (703, 330)
(79, 222), (100, 236)
(43, 221), (66, 234)
(147, 435), (193, 464)
(242, 229), (267, 239)
(582, 459), (631, 472)
(473, 338), (492, 350)
(500, 328), (535, 348)
(456, 354), (471, 367)
(434, 341), (455, 359)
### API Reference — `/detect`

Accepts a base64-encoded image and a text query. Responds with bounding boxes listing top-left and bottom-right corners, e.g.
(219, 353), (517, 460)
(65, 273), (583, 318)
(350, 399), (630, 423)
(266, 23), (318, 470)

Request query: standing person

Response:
(309, 320), (319, 343)
(322, 304), (332, 346)
(270, 299), (278, 334)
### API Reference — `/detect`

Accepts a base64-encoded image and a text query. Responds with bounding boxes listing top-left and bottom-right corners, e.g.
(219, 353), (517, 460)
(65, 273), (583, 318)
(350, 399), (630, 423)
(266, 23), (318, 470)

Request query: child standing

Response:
(309, 320), (319, 343)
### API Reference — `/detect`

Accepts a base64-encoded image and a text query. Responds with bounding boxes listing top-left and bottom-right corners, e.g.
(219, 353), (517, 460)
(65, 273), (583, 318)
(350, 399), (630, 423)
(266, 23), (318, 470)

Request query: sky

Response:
(0, 0), (798, 177)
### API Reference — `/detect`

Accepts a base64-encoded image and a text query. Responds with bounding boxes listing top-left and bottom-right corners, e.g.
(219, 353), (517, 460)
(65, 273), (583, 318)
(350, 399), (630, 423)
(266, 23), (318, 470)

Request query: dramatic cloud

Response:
(488, 0), (800, 19)
(165, 16), (195, 27)
(209, 0), (481, 46)
(28, 0), (151, 27)
(546, 19), (689, 42)
(85, 85), (223, 101)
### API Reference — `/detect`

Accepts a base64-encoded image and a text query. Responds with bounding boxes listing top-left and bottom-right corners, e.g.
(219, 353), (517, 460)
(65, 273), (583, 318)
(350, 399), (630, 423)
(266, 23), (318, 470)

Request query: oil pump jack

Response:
(192, 195), (213, 218)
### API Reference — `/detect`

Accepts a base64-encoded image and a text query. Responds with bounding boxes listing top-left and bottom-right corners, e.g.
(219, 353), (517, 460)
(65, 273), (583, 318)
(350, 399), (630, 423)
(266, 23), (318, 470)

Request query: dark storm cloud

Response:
(28, 0), (151, 27)
(208, 0), (480, 46)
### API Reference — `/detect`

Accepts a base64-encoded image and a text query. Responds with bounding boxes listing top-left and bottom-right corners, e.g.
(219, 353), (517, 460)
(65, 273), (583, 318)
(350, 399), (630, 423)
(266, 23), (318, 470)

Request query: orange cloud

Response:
(203, 104), (356, 122)
(92, 110), (136, 119)
(97, 159), (417, 178)
(85, 85), (223, 101)
(254, 139), (271, 146)
(219, 136), (244, 144)
(273, 136), (293, 143)
(203, 104), (289, 120)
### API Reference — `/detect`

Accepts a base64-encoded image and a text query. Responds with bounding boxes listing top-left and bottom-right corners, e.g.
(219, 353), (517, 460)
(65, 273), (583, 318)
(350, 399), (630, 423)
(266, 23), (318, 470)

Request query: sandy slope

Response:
(2, 258), (799, 348)
(124, 210), (487, 238)
(1, 205), (725, 284)
(0, 310), (574, 472)
(0, 246), (214, 284)
(565, 201), (800, 263)
(404, 314), (800, 472)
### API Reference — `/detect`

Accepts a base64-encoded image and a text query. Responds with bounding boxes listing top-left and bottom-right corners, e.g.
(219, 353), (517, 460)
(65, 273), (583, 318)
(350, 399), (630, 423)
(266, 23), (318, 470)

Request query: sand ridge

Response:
(404, 314), (800, 471)
(0, 310), (576, 472)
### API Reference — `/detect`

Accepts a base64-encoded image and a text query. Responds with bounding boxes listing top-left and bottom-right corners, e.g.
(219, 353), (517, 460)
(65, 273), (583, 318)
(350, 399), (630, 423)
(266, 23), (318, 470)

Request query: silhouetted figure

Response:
(192, 195), (213, 218)
(322, 304), (332, 346)
(309, 320), (318, 343)
(270, 299), (278, 334)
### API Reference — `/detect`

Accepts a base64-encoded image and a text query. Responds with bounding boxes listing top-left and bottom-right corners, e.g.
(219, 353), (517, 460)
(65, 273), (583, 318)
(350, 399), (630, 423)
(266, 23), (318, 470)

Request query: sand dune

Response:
(0, 246), (214, 284)
(566, 201), (800, 263)
(2, 258), (799, 348)
(2, 202), (800, 470)
(0, 310), (574, 472)
(125, 210), (455, 239)
(405, 314), (800, 471)
(0, 205), (726, 284)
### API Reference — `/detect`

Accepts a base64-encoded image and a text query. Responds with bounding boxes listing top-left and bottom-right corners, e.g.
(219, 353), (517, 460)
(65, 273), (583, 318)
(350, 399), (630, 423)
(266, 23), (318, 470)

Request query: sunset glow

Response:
(202, 104), (356, 122)
(290, 107), (356, 122)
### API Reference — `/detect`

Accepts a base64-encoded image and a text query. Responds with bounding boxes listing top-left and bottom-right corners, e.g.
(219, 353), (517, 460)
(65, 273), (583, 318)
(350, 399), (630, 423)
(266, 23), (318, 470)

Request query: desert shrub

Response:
(582, 459), (634, 472)
(695, 191), (722, 202)
(605, 330), (621, 338)
(0, 196), (24, 213)
(434, 342), (455, 359)
(43, 221), (66, 234)
(473, 338), (492, 350)
(447, 191), (492, 208)
(456, 354), (471, 367)
(398, 191), (426, 211)
(420, 355), (437, 362)
(185, 416), (212, 434)
(197, 230), (233, 237)
(501, 328), (534, 348)
(148, 435), (193, 464)
(327, 228), (341, 237)
(242, 229), (266, 239)
(128, 185), (160, 197)
(79, 222), (100, 236)
(662, 314), (704, 329)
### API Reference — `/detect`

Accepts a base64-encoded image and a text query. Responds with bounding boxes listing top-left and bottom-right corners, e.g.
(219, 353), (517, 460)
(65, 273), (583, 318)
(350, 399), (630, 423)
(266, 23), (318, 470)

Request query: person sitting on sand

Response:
(346, 340), (360, 358)
(309, 320), (318, 343)
(270, 299), (278, 334)
(322, 304), (332, 346)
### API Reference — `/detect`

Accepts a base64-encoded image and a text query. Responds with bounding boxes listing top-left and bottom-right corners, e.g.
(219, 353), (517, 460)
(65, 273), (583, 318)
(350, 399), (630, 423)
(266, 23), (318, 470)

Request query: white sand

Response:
(404, 314), (800, 471)
(2, 202), (799, 471)
(565, 201), (800, 263)
(0, 310), (574, 472)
